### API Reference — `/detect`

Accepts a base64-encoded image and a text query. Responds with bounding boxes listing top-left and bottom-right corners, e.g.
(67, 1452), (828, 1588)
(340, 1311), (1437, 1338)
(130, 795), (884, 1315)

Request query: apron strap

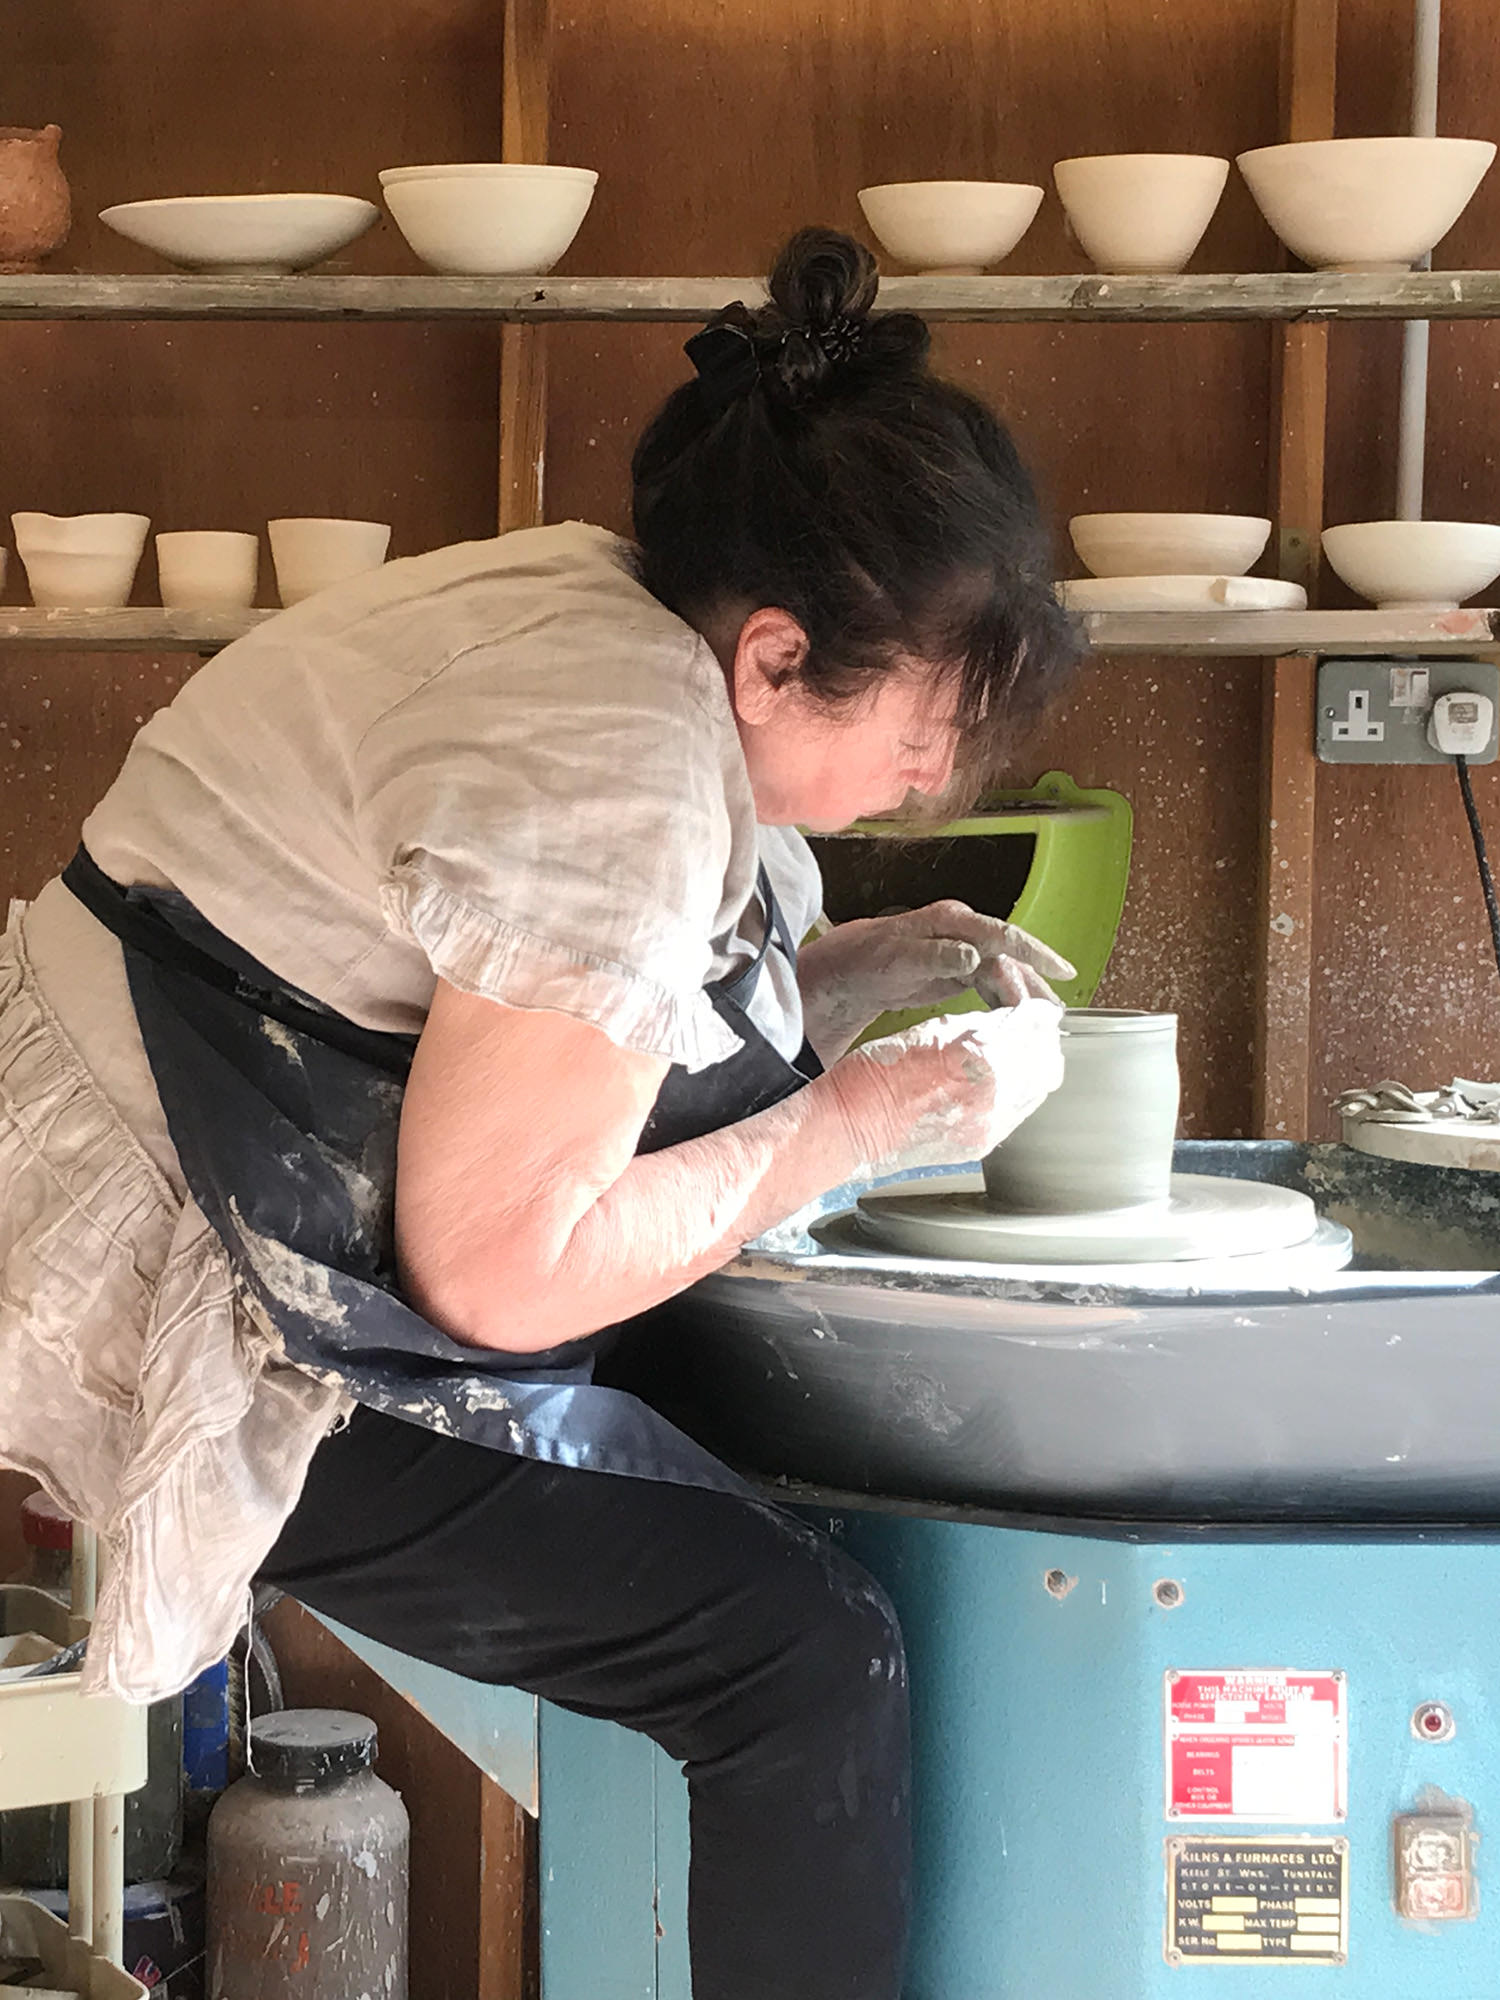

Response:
(718, 864), (799, 1010)
(62, 845), (415, 1077)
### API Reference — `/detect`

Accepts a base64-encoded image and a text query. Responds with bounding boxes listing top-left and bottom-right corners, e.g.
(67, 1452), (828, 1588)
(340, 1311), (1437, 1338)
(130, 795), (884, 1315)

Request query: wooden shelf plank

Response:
(5, 270), (1500, 323)
(1080, 607), (1500, 657)
(0, 608), (275, 650)
(3, 606), (1498, 658)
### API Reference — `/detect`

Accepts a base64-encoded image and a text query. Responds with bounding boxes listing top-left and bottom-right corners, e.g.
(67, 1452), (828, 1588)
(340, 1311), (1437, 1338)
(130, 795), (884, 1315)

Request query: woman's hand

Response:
(797, 900), (1075, 1063)
(824, 997), (1066, 1173)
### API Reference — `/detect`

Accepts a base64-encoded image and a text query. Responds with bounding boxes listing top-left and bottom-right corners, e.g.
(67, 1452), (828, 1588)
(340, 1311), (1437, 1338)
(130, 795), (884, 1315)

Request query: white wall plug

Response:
(1427, 690), (1496, 757)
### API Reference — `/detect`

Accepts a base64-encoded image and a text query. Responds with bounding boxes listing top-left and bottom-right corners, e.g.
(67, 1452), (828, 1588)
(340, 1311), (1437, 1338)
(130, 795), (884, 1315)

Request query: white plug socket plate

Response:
(1316, 657), (1500, 765)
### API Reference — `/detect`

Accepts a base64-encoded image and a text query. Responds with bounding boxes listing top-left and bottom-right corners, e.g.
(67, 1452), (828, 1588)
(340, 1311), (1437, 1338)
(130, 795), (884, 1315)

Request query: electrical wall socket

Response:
(1315, 657), (1500, 765)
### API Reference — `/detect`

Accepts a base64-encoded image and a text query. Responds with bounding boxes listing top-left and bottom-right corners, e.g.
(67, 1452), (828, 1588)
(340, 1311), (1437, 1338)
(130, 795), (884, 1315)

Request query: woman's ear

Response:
(730, 607), (810, 723)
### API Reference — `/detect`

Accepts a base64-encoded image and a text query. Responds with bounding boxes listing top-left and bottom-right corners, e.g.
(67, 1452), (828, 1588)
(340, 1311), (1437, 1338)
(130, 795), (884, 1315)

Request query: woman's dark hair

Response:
(631, 227), (1079, 794)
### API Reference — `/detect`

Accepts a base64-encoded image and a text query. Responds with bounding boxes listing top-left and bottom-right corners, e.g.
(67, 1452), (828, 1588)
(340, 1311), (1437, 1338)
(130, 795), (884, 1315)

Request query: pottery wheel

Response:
(855, 1172), (1320, 1266)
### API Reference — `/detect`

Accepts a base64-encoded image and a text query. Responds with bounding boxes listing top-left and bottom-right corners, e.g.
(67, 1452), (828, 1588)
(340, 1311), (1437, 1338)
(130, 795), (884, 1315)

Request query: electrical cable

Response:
(1454, 753), (1500, 983)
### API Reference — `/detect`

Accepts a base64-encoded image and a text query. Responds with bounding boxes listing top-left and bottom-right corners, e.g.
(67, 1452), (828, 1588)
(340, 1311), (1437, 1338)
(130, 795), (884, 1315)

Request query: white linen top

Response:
(1, 523), (821, 1701)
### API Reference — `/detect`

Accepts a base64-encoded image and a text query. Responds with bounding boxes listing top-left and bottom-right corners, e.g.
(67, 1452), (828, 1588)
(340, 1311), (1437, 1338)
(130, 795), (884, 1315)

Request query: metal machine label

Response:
(1165, 1671), (1346, 1822)
(1166, 1838), (1349, 1965)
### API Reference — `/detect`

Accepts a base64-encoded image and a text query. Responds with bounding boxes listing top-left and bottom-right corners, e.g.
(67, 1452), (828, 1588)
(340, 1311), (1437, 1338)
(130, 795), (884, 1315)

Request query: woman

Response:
(0, 229), (1076, 1996)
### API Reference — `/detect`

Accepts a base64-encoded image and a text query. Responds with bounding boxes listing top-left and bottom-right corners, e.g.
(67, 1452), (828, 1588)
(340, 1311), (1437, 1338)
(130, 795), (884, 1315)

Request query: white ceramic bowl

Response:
(378, 163), (597, 275)
(156, 531), (259, 611)
(1053, 154), (1229, 273)
(12, 511), (149, 608)
(856, 181), (1043, 274)
(269, 518), (391, 607)
(1322, 520), (1500, 609)
(1236, 137), (1496, 272)
(99, 194), (379, 275)
(1069, 512), (1272, 579)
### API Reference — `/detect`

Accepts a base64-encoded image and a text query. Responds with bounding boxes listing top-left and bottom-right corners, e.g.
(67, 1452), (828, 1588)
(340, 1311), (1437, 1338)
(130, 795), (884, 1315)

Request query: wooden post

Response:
(1253, 0), (1338, 1139)
(499, 0), (551, 533)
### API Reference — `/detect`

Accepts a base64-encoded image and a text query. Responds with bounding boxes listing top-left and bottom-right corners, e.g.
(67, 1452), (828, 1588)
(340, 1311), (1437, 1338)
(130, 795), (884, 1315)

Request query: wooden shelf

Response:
(0, 608), (275, 650)
(4, 269), (1500, 324)
(1079, 607), (1500, 657)
(4, 606), (1499, 659)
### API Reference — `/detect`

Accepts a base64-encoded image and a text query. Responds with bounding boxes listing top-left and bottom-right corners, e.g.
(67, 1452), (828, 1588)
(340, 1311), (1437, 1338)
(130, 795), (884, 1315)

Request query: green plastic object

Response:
(848, 768), (1133, 1040)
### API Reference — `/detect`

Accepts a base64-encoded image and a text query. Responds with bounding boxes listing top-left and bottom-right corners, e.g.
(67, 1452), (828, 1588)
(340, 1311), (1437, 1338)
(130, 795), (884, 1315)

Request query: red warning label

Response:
(1165, 1672), (1345, 1823)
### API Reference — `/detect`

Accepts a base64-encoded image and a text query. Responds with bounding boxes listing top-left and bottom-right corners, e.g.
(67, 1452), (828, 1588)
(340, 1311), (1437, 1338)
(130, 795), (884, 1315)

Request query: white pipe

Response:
(1396, 0), (1442, 520)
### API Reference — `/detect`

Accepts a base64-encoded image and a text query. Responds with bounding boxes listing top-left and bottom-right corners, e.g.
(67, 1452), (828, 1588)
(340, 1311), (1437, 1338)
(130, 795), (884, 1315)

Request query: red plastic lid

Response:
(20, 1490), (73, 1552)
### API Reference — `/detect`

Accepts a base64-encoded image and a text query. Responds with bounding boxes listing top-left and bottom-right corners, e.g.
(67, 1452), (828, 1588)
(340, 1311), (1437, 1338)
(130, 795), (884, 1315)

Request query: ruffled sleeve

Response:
(354, 612), (753, 1072)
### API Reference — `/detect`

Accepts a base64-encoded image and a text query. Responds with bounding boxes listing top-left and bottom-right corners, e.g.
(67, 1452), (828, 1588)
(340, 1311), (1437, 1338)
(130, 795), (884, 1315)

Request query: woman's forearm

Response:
(452, 1066), (880, 1351)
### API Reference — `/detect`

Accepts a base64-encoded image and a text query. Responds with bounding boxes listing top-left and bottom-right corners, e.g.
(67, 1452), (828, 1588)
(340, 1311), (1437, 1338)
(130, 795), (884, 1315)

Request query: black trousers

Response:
(262, 1406), (911, 2000)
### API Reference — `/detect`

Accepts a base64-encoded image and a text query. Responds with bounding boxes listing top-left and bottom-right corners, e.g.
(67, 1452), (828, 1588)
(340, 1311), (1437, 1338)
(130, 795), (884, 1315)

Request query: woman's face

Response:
(726, 608), (961, 830)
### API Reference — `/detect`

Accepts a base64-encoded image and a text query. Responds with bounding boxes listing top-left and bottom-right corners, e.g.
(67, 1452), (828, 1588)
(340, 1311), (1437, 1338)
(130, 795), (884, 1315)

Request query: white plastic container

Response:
(268, 517), (390, 607)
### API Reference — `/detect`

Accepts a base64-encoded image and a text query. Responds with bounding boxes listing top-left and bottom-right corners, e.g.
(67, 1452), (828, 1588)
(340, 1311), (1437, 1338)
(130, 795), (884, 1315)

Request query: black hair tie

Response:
(816, 314), (865, 366)
(685, 305), (760, 414)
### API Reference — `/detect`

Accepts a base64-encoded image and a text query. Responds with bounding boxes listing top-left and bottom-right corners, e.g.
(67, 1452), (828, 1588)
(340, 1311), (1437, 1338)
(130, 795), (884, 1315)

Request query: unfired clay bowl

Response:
(982, 1009), (1180, 1216)
(1053, 154), (1229, 273)
(1236, 137), (1496, 272)
(12, 511), (149, 609)
(99, 195), (379, 274)
(269, 518), (391, 607)
(378, 164), (598, 275)
(156, 531), (259, 611)
(1069, 512), (1272, 579)
(1322, 520), (1500, 610)
(856, 181), (1044, 274)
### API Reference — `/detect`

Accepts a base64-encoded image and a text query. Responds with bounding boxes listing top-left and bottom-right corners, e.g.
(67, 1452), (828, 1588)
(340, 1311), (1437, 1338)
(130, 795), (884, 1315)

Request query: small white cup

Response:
(11, 512), (151, 610)
(156, 530), (260, 610)
(269, 517), (392, 607)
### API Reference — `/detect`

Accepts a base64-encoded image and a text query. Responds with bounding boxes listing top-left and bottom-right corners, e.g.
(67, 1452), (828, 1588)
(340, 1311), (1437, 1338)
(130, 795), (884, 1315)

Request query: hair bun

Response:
(755, 226), (929, 408)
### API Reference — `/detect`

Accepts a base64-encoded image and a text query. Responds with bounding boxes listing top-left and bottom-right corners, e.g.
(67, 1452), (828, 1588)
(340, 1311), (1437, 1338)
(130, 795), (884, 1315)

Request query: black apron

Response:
(62, 846), (821, 1495)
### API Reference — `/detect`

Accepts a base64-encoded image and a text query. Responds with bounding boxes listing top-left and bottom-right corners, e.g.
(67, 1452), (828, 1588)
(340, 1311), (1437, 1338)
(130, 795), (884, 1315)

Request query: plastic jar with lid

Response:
(208, 1709), (408, 2000)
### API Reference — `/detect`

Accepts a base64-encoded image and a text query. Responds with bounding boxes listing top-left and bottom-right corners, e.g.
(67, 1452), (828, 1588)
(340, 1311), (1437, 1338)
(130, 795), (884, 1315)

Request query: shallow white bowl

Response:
(12, 511), (150, 608)
(99, 194), (379, 275)
(1069, 512), (1272, 579)
(1322, 520), (1500, 609)
(378, 163), (597, 275)
(1059, 574), (1307, 613)
(1053, 154), (1229, 274)
(1236, 136), (1496, 272)
(856, 181), (1043, 274)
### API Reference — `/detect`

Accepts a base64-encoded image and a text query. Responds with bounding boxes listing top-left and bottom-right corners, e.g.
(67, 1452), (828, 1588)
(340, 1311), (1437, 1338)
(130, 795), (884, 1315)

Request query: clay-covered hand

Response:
(826, 996), (1066, 1174)
(797, 900), (1076, 1062)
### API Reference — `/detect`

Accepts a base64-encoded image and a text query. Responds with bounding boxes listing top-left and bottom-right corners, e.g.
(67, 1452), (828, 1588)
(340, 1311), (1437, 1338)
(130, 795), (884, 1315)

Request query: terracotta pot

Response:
(0, 125), (71, 274)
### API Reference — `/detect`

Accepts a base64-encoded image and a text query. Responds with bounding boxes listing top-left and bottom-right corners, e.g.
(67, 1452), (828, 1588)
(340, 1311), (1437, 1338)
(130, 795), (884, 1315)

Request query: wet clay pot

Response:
(0, 125), (70, 274)
(982, 1008), (1180, 1214)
